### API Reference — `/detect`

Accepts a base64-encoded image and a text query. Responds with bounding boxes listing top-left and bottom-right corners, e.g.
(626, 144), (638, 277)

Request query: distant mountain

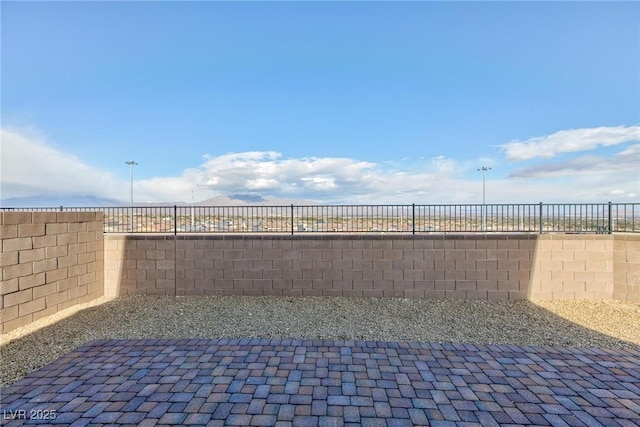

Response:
(229, 194), (267, 203)
(196, 194), (320, 206)
(0, 195), (122, 208)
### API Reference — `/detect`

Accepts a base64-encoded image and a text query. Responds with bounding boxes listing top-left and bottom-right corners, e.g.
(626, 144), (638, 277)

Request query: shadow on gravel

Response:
(1, 295), (639, 387)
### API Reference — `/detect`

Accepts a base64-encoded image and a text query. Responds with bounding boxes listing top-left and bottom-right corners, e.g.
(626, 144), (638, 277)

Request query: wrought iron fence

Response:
(2, 203), (638, 234)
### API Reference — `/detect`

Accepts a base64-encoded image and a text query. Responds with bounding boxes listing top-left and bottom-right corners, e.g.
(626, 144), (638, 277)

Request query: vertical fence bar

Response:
(539, 202), (543, 234)
(412, 204), (415, 235)
(174, 205), (177, 235)
(291, 204), (294, 235)
(608, 202), (612, 234)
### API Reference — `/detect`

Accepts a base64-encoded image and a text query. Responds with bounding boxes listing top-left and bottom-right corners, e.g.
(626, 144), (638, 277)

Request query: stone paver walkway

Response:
(1, 339), (639, 426)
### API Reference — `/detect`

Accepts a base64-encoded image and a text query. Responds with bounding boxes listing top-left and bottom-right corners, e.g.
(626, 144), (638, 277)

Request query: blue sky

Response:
(2, 1), (639, 205)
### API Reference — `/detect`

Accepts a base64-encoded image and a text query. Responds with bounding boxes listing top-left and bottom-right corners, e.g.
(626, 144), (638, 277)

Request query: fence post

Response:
(291, 204), (294, 235)
(539, 202), (543, 234)
(412, 204), (415, 235)
(608, 201), (612, 234)
(60, 206), (63, 211)
(174, 205), (177, 236)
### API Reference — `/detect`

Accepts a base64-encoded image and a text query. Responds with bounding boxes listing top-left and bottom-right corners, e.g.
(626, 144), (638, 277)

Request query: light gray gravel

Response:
(1, 295), (639, 388)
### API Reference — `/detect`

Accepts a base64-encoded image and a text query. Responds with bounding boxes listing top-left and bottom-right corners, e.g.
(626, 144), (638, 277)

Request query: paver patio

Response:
(1, 338), (639, 426)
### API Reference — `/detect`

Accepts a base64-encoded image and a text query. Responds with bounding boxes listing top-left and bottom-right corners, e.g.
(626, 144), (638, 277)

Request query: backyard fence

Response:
(3, 203), (639, 234)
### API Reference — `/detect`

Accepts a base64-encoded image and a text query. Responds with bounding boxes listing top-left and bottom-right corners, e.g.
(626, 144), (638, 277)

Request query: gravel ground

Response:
(1, 295), (639, 388)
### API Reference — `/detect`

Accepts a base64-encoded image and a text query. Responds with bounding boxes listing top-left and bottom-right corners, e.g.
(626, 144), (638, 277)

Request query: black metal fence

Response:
(2, 203), (639, 234)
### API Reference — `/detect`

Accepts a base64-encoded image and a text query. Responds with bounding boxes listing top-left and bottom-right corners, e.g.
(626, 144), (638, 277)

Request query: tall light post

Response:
(477, 166), (491, 232)
(125, 160), (138, 231)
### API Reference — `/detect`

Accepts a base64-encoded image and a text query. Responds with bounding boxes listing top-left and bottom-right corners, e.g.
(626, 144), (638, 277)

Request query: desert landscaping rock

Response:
(1, 295), (639, 388)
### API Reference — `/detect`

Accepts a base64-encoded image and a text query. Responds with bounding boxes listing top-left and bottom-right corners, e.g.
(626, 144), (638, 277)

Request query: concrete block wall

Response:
(104, 234), (639, 302)
(613, 234), (640, 302)
(105, 235), (541, 300)
(529, 235), (615, 300)
(104, 235), (175, 297)
(1, 211), (104, 334)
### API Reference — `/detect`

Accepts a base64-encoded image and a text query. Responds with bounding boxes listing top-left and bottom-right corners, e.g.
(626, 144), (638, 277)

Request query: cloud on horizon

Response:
(508, 144), (640, 179)
(499, 125), (640, 161)
(2, 126), (638, 205)
(1, 129), (124, 200)
(196, 151), (378, 199)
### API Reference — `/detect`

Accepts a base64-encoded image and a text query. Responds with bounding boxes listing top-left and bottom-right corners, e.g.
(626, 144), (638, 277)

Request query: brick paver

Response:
(1, 339), (638, 426)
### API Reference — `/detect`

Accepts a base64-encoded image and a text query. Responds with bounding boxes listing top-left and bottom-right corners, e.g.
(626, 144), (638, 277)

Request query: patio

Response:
(1, 338), (639, 426)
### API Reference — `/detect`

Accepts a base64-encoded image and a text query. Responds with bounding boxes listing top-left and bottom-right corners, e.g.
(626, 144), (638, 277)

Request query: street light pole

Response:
(477, 166), (491, 232)
(125, 160), (138, 231)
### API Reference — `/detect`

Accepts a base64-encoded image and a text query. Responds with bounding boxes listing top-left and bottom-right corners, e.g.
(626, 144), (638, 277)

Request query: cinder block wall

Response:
(613, 234), (640, 302)
(104, 235), (175, 297)
(528, 235), (615, 300)
(105, 235), (539, 300)
(1, 211), (104, 334)
(104, 234), (639, 302)
(174, 235), (541, 300)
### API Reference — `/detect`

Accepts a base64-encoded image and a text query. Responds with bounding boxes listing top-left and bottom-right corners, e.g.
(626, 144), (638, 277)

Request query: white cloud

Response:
(302, 176), (337, 191)
(499, 125), (640, 161)
(196, 152), (378, 201)
(135, 173), (200, 202)
(0, 129), (124, 200)
(508, 144), (640, 179)
(501, 144), (639, 201)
